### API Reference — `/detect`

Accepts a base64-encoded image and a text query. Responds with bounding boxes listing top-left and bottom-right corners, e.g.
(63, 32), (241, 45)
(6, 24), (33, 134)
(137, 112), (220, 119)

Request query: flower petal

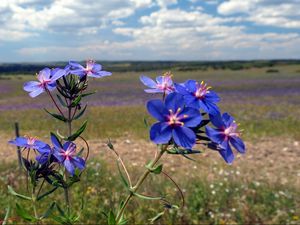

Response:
(38, 68), (51, 81)
(209, 113), (225, 128)
(147, 99), (168, 121)
(72, 157), (85, 170)
(205, 126), (225, 144)
(179, 107), (202, 127)
(174, 83), (189, 95)
(172, 126), (196, 149)
(140, 75), (157, 88)
(23, 81), (40, 92)
(64, 159), (75, 175)
(230, 136), (246, 153)
(205, 91), (220, 103)
(69, 61), (85, 70)
(165, 93), (185, 112)
(29, 87), (45, 98)
(8, 137), (27, 147)
(184, 80), (197, 93)
(222, 113), (234, 127)
(50, 69), (66, 81)
(144, 88), (162, 93)
(219, 144), (235, 164)
(150, 122), (172, 144)
(51, 133), (62, 149)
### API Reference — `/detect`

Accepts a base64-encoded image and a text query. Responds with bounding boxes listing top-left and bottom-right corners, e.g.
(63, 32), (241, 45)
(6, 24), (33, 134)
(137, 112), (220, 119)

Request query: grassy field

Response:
(0, 64), (300, 224)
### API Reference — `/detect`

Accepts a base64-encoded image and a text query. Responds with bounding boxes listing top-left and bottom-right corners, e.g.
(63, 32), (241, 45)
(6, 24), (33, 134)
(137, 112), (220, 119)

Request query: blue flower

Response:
(175, 80), (220, 115)
(36, 145), (53, 165)
(51, 135), (85, 175)
(68, 60), (112, 78)
(23, 68), (66, 97)
(9, 136), (49, 150)
(140, 72), (174, 94)
(147, 93), (201, 149)
(205, 112), (245, 164)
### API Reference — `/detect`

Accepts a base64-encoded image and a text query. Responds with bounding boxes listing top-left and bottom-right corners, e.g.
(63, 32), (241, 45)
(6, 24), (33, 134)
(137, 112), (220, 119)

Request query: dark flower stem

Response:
(46, 88), (64, 117)
(115, 145), (167, 223)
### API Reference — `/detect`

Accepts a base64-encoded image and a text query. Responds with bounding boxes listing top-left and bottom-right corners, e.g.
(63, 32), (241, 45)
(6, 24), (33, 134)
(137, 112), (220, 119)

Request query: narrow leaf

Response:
(116, 162), (129, 189)
(108, 211), (116, 225)
(71, 95), (82, 107)
(41, 202), (56, 219)
(133, 192), (162, 201)
(67, 120), (87, 141)
(37, 187), (58, 201)
(143, 117), (149, 128)
(73, 105), (87, 120)
(15, 203), (37, 222)
(8, 186), (31, 201)
(149, 211), (164, 223)
(145, 163), (163, 174)
(44, 108), (67, 122)
(81, 91), (96, 98)
(56, 94), (67, 107)
(2, 205), (11, 225)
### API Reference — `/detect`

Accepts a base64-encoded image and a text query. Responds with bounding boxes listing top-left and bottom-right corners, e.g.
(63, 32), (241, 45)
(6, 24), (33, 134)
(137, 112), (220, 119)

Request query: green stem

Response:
(32, 186), (39, 224)
(115, 145), (167, 223)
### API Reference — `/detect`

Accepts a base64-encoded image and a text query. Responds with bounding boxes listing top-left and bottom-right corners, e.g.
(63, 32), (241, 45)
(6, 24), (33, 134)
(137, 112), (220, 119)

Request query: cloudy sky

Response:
(0, 0), (300, 62)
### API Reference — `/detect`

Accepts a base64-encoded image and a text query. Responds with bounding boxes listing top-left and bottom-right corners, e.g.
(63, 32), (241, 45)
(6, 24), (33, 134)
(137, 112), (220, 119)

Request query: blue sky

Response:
(0, 0), (300, 62)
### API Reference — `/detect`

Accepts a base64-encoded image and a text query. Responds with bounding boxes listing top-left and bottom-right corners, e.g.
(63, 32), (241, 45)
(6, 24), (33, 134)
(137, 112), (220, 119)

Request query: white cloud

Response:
(218, 0), (300, 28)
(156, 0), (177, 8)
(0, 0), (153, 41)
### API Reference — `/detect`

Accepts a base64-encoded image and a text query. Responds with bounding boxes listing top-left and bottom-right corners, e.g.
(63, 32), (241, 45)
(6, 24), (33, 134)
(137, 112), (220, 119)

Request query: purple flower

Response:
(175, 80), (220, 115)
(147, 93), (201, 149)
(36, 145), (52, 164)
(205, 112), (245, 164)
(23, 68), (66, 97)
(9, 136), (48, 150)
(140, 72), (174, 94)
(51, 135), (85, 175)
(68, 60), (112, 78)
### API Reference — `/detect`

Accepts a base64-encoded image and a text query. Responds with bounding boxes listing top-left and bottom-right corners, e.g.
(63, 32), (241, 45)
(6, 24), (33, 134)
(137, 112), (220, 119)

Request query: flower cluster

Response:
(8, 60), (111, 225)
(23, 60), (111, 98)
(141, 73), (246, 163)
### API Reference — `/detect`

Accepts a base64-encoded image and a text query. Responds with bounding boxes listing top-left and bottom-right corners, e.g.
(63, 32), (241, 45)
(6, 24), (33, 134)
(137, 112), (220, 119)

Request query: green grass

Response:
(0, 159), (299, 224)
(1, 103), (300, 141)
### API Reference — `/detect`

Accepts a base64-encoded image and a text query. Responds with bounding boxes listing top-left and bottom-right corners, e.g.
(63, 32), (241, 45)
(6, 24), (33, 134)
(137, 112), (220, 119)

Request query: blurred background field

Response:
(0, 61), (300, 224)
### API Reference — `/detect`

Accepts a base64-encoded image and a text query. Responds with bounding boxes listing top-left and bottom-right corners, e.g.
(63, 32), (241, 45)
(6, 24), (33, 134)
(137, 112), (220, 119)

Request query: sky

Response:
(0, 0), (300, 62)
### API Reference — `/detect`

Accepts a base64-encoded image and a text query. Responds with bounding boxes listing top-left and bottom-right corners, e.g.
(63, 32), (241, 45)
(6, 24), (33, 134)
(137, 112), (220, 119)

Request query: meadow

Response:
(0, 63), (300, 224)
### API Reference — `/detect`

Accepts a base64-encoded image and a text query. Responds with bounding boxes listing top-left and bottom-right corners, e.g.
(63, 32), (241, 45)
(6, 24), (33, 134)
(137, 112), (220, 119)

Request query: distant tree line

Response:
(0, 60), (299, 75)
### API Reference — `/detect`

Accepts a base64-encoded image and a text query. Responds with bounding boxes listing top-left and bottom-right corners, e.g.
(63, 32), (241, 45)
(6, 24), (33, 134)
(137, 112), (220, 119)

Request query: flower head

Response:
(147, 93), (201, 149)
(35, 145), (53, 164)
(9, 136), (48, 150)
(23, 68), (66, 98)
(175, 80), (220, 115)
(68, 60), (112, 78)
(205, 112), (245, 163)
(140, 71), (174, 94)
(51, 135), (85, 175)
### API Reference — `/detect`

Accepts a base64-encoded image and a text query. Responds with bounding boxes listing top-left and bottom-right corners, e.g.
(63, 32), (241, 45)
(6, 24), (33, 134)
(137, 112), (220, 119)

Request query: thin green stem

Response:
(32, 186), (39, 224)
(115, 145), (167, 223)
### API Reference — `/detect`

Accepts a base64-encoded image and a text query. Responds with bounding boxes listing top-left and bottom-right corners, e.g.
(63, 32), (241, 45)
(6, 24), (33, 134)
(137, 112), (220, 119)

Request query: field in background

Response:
(0, 63), (300, 224)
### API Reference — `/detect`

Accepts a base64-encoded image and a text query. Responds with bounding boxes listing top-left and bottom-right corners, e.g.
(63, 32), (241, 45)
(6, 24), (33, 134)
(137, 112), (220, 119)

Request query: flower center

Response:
(157, 72), (173, 91)
(27, 137), (36, 146)
(63, 143), (76, 160)
(194, 81), (210, 99)
(167, 108), (188, 127)
(85, 60), (95, 73)
(224, 122), (240, 137)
